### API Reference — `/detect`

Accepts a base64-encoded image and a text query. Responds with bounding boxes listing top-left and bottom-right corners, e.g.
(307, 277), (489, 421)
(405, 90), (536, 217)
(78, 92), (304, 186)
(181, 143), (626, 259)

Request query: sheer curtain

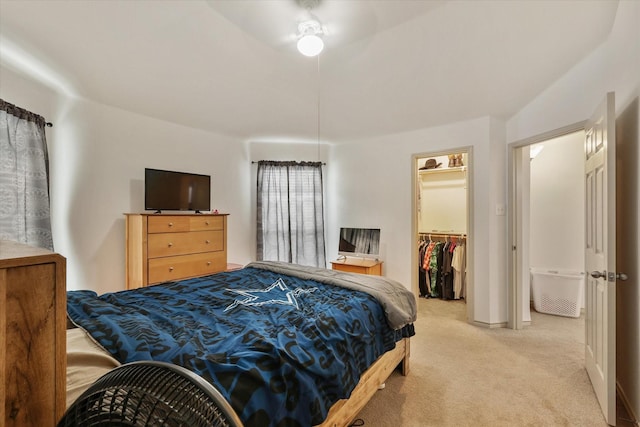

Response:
(0, 99), (53, 250)
(256, 161), (326, 267)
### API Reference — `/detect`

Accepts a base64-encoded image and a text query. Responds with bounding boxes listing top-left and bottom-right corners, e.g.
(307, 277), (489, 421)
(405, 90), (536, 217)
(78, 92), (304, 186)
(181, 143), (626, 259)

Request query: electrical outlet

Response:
(495, 204), (506, 216)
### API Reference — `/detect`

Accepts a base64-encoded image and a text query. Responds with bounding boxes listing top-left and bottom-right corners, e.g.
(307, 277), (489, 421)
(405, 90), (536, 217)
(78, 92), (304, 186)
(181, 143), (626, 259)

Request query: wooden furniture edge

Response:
(54, 257), (67, 422)
(222, 214), (227, 254)
(316, 337), (410, 427)
(0, 241), (67, 424)
(330, 258), (382, 267)
(0, 269), (5, 422)
(123, 212), (230, 217)
(125, 214), (146, 289)
(0, 242), (63, 268)
(330, 258), (384, 276)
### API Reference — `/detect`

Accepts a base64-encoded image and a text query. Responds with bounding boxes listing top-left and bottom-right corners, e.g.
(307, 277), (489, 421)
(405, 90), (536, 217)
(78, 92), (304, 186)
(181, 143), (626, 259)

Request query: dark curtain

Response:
(0, 99), (53, 250)
(256, 161), (326, 267)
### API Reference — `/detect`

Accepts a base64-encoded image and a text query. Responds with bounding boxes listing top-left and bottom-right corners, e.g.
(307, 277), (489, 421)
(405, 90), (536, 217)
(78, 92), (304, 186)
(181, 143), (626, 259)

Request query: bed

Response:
(66, 261), (416, 427)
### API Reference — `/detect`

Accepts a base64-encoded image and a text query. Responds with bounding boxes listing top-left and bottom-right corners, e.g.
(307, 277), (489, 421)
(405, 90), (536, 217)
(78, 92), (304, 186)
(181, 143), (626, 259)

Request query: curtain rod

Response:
(251, 161), (326, 165)
(0, 99), (53, 127)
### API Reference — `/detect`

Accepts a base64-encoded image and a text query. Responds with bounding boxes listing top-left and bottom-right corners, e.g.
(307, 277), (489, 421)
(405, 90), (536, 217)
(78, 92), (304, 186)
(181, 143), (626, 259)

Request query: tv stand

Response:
(330, 257), (383, 276)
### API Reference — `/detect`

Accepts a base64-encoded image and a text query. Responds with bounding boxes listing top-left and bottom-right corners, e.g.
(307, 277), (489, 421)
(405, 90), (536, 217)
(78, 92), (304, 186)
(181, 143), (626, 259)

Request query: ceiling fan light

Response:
(297, 34), (324, 57)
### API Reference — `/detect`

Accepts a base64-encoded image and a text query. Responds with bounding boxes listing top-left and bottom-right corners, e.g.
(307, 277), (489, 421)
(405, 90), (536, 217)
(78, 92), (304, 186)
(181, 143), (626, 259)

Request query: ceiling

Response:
(0, 0), (618, 144)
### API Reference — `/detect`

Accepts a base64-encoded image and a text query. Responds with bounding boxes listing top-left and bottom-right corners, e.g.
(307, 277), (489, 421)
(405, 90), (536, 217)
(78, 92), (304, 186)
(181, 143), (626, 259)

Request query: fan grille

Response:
(59, 362), (241, 427)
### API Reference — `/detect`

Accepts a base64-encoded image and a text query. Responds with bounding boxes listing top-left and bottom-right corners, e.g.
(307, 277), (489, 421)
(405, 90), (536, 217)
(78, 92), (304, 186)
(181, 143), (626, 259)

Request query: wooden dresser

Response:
(125, 213), (228, 289)
(331, 257), (383, 276)
(0, 240), (66, 427)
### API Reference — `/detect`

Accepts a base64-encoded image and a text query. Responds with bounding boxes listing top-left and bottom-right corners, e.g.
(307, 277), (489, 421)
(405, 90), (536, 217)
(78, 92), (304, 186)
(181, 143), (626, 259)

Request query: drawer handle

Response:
(205, 221), (210, 225)
(169, 267), (174, 272)
(205, 240), (210, 244)
(168, 222), (173, 227)
(168, 242), (173, 247)
(207, 261), (211, 266)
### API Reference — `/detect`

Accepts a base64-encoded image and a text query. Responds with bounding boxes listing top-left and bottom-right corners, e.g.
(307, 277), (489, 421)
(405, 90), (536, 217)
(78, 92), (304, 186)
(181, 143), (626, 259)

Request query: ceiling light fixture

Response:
(297, 18), (324, 57)
(530, 144), (544, 160)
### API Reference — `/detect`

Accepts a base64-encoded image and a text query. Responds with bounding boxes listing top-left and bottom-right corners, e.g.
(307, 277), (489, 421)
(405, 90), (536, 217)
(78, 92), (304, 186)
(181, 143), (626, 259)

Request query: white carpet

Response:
(356, 298), (629, 427)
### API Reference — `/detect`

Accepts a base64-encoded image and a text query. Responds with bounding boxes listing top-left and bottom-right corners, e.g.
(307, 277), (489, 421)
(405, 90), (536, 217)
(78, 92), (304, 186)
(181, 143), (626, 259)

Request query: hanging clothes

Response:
(418, 234), (466, 300)
(418, 240), (430, 297)
(428, 241), (443, 297)
(452, 242), (466, 299)
(440, 240), (455, 300)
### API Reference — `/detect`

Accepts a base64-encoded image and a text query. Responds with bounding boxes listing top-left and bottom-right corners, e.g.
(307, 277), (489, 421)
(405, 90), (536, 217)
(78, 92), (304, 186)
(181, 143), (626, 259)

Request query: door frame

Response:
(411, 146), (474, 323)
(507, 121), (586, 329)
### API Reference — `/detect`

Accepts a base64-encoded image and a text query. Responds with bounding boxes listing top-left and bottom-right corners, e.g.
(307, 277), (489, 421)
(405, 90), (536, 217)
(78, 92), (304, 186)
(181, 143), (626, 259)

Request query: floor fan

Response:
(58, 361), (243, 427)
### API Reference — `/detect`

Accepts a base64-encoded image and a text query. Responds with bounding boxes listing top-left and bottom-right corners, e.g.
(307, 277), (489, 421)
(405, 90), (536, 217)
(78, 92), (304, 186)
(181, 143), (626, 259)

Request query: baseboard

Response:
(617, 381), (639, 426)
(472, 320), (508, 329)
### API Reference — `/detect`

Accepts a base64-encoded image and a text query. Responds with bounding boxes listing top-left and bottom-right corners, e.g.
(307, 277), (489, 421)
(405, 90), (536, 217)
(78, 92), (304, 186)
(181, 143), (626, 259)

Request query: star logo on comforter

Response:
(224, 278), (317, 312)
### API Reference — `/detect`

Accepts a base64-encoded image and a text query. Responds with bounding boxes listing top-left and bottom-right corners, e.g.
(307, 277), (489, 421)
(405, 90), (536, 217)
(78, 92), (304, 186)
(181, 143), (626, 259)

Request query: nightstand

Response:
(330, 258), (383, 276)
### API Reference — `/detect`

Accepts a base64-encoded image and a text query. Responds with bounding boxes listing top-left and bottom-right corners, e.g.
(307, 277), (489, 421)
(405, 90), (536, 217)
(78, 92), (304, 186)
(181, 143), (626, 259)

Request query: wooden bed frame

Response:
(66, 331), (411, 427)
(317, 337), (410, 427)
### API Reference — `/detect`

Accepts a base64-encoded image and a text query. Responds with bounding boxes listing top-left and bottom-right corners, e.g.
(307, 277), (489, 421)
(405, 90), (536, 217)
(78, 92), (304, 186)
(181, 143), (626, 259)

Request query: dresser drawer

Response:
(148, 252), (226, 284)
(147, 216), (190, 233)
(125, 213), (228, 289)
(148, 230), (224, 258)
(189, 215), (224, 231)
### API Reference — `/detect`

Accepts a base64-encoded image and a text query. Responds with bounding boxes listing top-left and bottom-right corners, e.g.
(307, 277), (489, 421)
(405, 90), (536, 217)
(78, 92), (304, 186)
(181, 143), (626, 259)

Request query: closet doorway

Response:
(508, 127), (586, 329)
(412, 148), (473, 323)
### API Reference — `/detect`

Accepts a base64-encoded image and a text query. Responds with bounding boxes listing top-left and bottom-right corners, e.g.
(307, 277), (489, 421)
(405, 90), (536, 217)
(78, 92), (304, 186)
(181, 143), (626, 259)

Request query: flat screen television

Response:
(338, 227), (381, 259)
(145, 168), (211, 213)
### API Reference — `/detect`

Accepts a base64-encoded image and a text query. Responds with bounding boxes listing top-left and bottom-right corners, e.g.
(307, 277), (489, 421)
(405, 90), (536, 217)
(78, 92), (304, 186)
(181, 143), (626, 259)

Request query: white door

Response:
(584, 92), (616, 425)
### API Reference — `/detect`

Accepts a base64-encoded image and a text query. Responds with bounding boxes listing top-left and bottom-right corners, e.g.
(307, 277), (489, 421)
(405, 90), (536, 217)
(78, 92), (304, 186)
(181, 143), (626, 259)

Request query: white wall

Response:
(1, 65), (254, 294)
(507, 0), (640, 421)
(327, 116), (508, 326)
(515, 145), (532, 322)
(529, 132), (585, 273)
(0, 64), (334, 293)
(488, 117), (508, 324)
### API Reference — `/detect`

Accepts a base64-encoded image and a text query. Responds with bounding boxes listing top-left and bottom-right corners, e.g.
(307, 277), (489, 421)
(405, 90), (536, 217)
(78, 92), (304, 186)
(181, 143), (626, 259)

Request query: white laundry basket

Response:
(530, 269), (585, 318)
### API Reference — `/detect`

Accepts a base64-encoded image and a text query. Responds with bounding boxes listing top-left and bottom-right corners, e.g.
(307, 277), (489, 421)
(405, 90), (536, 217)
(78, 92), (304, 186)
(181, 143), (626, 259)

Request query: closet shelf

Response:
(419, 231), (467, 237)
(419, 166), (467, 175)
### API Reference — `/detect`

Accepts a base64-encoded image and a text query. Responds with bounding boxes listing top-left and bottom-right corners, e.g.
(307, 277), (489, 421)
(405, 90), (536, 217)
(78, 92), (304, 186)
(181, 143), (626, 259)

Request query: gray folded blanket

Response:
(246, 261), (417, 330)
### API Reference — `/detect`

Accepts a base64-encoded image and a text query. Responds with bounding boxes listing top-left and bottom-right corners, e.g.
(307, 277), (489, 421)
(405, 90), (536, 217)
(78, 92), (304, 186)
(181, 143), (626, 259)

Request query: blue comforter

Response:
(67, 266), (414, 427)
